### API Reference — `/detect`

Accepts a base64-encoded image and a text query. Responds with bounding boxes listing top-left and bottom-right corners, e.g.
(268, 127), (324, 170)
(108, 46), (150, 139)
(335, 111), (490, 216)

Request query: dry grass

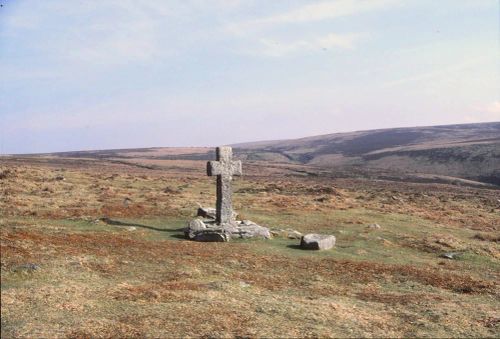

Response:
(1, 157), (499, 338)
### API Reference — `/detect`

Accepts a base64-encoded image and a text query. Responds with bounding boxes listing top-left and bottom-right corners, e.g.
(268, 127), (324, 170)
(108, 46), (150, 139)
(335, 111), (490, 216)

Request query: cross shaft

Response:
(207, 147), (242, 225)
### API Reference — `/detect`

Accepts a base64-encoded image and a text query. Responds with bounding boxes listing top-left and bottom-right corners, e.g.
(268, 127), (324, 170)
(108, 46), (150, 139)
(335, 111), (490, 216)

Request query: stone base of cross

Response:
(207, 146), (242, 225)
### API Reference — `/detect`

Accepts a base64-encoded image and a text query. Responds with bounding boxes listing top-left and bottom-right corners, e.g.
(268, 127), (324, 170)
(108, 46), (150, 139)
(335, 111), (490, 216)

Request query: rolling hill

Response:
(232, 122), (500, 186)
(7, 122), (500, 186)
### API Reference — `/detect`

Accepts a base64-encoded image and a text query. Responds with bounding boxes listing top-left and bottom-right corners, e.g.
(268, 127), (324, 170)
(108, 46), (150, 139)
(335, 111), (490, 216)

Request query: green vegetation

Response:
(1, 158), (498, 338)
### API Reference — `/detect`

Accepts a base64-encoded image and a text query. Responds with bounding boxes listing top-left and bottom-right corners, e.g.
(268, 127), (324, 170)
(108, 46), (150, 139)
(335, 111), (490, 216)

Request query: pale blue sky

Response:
(0, 0), (499, 154)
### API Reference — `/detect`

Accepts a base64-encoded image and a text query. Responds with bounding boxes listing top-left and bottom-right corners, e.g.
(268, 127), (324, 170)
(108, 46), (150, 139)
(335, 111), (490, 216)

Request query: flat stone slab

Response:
(300, 233), (336, 250)
(185, 218), (271, 242)
(192, 229), (229, 242)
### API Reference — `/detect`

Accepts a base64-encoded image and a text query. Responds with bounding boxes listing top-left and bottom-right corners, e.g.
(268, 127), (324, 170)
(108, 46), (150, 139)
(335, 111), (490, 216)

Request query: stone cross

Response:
(207, 146), (242, 225)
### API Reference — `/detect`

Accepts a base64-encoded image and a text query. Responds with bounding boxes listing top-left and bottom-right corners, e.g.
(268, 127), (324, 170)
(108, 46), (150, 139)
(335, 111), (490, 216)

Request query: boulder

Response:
(186, 218), (271, 241)
(185, 219), (208, 239)
(300, 234), (336, 250)
(232, 221), (272, 239)
(197, 207), (238, 220)
(192, 230), (229, 242)
(189, 219), (207, 231)
(197, 207), (217, 219)
(287, 230), (303, 239)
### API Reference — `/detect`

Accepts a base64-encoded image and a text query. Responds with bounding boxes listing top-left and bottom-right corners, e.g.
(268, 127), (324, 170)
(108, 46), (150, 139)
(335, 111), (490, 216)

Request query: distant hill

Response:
(9, 122), (500, 186)
(232, 122), (500, 186)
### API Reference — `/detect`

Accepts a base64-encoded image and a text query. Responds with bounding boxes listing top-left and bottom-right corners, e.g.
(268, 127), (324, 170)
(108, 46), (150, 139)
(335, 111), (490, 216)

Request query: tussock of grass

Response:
(1, 159), (499, 337)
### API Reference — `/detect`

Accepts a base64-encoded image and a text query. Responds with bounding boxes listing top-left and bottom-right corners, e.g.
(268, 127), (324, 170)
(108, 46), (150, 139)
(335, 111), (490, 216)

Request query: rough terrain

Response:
(1, 155), (499, 338)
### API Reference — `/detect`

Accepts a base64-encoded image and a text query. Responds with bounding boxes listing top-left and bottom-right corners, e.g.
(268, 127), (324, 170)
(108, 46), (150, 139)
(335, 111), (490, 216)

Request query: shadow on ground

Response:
(101, 217), (185, 234)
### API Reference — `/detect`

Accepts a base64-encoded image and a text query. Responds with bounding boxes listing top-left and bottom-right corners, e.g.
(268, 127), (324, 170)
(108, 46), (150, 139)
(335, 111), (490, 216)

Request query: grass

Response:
(1, 158), (499, 338)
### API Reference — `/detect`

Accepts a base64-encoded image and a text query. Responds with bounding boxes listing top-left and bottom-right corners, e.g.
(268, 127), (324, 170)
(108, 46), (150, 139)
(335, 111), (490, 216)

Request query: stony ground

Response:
(1, 156), (499, 338)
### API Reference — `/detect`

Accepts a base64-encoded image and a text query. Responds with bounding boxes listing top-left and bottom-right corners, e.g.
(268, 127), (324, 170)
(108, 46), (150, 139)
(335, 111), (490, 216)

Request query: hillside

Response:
(1, 141), (499, 337)
(1, 123), (499, 337)
(233, 122), (500, 186)
(8, 122), (499, 187)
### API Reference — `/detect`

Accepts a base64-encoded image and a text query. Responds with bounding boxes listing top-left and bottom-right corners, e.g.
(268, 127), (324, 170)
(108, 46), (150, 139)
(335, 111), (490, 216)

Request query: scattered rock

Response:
(192, 230), (229, 242)
(232, 221), (272, 239)
(367, 223), (381, 230)
(12, 263), (41, 272)
(189, 219), (207, 232)
(287, 230), (303, 239)
(185, 219), (208, 239)
(54, 175), (65, 181)
(186, 217), (271, 241)
(440, 252), (462, 260)
(300, 234), (336, 250)
(269, 228), (302, 239)
(239, 281), (251, 288)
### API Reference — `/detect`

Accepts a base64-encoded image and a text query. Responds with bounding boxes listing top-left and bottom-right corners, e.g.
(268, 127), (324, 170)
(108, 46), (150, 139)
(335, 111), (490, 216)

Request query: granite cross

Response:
(207, 146), (242, 225)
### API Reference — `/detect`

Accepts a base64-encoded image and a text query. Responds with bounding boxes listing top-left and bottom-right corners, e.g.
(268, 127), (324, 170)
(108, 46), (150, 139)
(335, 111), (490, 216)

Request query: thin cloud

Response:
(226, 0), (400, 34)
(241, 32), (365, 57)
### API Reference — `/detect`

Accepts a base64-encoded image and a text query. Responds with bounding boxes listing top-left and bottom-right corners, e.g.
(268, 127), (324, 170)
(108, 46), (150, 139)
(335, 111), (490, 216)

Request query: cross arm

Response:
(207, 161), (222, 176)
(231, 160), (242, 176)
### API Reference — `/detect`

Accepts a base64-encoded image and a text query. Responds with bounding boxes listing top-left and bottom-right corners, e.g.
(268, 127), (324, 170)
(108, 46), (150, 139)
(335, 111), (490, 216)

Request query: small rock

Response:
(367, 223), (381, 230)
(127, 226), (137, 231)
(55, 175), (65, 181)
(287, 230), (303, 239)
(188, 219), (207, 232)
(193, 230), (229, 242)
(197, 207), (217, 219)
(440, 252), (462, 260)
(185, 219), (208, 239)
(232, 222), (272, 239)
(300, 234), (336, 250)
(269, 228), (302, 239)
(239, 281), (251, 288)
(13, 263), (41, 272)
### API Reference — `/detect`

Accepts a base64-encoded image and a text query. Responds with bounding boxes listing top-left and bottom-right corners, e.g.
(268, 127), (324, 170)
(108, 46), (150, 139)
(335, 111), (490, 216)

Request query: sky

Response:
(0, 0), (499, 154)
